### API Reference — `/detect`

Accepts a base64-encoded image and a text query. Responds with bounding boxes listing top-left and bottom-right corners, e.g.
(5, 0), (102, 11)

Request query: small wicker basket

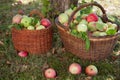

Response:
(12, 10), (53, 54)
(55, 2), (120, 61)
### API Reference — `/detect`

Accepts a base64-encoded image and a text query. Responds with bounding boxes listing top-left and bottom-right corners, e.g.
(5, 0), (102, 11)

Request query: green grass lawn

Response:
(0, 0), (120, 80)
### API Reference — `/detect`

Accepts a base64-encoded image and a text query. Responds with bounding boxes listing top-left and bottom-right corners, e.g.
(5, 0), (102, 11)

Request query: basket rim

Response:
(55, 18), (119, 41)
(11, 26), (52, 32)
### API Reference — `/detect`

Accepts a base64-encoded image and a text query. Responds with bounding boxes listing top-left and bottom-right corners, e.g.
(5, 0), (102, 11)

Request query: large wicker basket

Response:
(55, 2), (120, 61)
(12, 10), (52, 54)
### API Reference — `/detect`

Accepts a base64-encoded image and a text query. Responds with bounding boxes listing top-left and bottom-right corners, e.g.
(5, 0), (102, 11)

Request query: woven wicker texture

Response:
(55, 2), (120, 61)
(12, 10), (52, 54)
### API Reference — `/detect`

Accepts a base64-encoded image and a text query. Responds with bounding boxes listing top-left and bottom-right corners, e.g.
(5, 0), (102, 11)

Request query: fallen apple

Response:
(69, 63), (82, 74)
(18, 51), (28, 57)
(44, 68), (56, 79)
(85, 65), (98, 76)
(12, 14), (23, 24)
(40, 18), (51, 28)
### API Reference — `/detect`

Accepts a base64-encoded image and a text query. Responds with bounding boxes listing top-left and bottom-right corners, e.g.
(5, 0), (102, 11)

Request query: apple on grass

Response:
(44, 68), (56, 79)
(85, 65), (98, 76)
(18, 51), (28, 57)
(69, 63), (82, 74)
(40, 18), (51, 28)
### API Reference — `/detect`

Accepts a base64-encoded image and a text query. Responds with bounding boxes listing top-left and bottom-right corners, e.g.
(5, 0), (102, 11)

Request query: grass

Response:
(0, 0), (120, 80)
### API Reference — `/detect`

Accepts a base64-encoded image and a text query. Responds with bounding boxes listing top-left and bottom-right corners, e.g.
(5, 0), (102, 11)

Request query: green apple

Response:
(92, 31), (100, 37)
(77, 23), (88, 32)
(107, 22), (113, 27)
(88, 22), (97, 32)
(109, 23), (117, 30)
(27, 26), (35, 30)
(92, 31), (107, 37)
(65, 8), (73, 16)
(96, 22), (108, 31)
(21, 16), (32, 27)
(79, 19), (88, 25)
(106, 28), (117, 35)
(99, 32), (107, 36)
(58, 13), (69, 24)
(36, 25), (45, 30)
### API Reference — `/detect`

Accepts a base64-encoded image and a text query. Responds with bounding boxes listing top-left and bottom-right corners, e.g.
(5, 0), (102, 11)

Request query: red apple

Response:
(85, 65), (98, 76)
(44, 68), (56, 79)
(18, 51), (28, 57)
(12, 14), (23, 24)
(40, 18), (51, 28)
(69, 63), (82, 74)
(86, 13), (98, 22)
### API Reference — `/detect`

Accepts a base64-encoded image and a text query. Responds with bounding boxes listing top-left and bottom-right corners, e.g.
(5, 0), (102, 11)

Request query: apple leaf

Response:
(78, 32), (90, 50)
(80, 6), (93, 15)
(76, 15), (82, 22)
(12, 24), (24, 30)
(31, 18), (39, 26)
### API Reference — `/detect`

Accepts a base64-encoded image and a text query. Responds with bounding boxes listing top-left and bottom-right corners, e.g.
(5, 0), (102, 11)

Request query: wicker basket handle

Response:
(65, 2), (109, 31)
(29, 9), (44, 19)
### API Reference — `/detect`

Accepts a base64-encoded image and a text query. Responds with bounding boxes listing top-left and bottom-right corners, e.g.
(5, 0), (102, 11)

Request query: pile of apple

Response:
(12, 14), (51, 30)
(44, 63), (98, 79)
(58, 8), (118, 37)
